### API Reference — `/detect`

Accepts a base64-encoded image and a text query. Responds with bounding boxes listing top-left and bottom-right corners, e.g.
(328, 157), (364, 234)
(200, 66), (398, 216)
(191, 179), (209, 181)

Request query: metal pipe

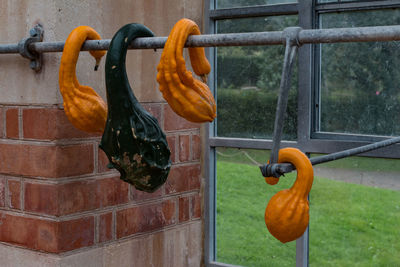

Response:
(260, 136), (400, 178)
(0, 43), (19, 53)
(2, 25), (400, 54)
(298, 25), (400, 44)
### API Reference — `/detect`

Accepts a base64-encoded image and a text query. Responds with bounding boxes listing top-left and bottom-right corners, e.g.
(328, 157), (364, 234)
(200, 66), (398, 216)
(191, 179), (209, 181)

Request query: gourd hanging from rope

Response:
(264, 148), (314, 243)
(58, 26), (107, 133)
(157, 18), (216, 123)
(100, 23), (171, 193)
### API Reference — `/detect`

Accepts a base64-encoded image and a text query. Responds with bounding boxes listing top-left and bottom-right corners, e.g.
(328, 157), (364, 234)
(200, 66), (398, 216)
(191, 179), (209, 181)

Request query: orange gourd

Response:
(59, 26), (107, 133)
(157, 18), (216, 123)
(264, 147), (314, 243)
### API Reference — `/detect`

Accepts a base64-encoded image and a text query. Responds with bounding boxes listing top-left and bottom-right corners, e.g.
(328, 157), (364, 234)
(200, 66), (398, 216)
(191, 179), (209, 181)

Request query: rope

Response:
(216, 150), (262, 166)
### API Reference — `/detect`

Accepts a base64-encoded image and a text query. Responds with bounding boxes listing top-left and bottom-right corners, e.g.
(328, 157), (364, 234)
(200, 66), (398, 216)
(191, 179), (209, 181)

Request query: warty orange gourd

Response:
(157, 18), (216, 123)
(264, 147), (314, 243)
(59, 26), (107, 133)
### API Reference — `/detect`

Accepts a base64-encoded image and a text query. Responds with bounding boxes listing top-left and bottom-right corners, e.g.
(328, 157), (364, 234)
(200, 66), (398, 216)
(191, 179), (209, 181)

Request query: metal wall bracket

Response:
(269, 27), (302, 165)
(18, 24), (44, 72)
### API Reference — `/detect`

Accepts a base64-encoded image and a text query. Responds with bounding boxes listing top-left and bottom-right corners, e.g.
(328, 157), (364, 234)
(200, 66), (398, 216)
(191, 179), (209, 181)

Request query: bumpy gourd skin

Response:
(100, 23), (171, 193)
(157, 18), (216, 123)
(59, 26), (107, 133)
(264, 148), (314, 243)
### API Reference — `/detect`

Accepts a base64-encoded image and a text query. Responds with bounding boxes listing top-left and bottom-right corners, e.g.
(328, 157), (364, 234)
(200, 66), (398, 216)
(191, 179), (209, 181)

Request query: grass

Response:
(216, 155), (400, 267)
(309, 174), (400, 266)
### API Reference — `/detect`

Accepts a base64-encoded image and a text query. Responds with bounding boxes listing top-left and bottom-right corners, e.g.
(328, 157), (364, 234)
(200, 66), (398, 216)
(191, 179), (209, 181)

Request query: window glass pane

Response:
(309, 155), (400, 266)
(216, 16), (298, 140)
(318, 9), (400, 136)
(216, 147), (296, 266)
(216, 0), (297, 9)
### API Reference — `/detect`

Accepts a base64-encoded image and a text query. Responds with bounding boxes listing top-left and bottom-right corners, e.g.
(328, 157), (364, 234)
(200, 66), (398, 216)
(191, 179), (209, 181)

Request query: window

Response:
(316, 9), (400, 137)
(205, 1), (400, 266)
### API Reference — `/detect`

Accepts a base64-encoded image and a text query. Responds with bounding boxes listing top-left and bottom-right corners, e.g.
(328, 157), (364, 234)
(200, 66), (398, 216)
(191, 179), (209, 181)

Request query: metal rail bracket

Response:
(269, 27), (302, 165)
(18, 24), (44, 72)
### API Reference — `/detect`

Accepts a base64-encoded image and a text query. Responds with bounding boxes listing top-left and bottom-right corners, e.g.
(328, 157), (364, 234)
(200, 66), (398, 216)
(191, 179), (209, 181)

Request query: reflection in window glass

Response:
(216, 0), (297, 9)
(309, 154), (400, 266)
(318, 9), (400, 136)
(216, 147), (296, 266)
(216, 16), (298, 140)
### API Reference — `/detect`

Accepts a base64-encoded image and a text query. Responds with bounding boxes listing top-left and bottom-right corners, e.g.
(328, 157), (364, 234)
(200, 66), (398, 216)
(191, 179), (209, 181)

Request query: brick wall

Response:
(0, 103), (202, 264)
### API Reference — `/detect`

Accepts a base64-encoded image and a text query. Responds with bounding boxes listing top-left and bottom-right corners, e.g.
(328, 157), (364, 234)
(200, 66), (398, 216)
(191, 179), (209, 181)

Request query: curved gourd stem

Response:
(104, 25), (153, 115)
(264, 160), (279, 185)
(58, 26), (107, 133)
(175, 19), (211, 85)
(160, 27), (200, 116)
(272, 148), (314, 198)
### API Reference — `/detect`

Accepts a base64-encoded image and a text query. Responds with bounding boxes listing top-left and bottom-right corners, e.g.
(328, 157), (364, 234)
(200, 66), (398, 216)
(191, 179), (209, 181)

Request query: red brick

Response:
(98, 148), (112, 173)
(0, 143), (94, 178)
(25, 177), (129, 216)
(6, 108), (19, 139)
(116, 199), (176, 238)
(24, 183), (58, 215)
(7, 180), (21, 209)
(58, 217), (95, 252)
(55, 144), (94, 177)
(99, 212), (113, 243)
(192, 134), (201, 161)
(0, 212), (94, 253)
(179, 197), (190, 222)
(131, 185), (163, 202)
(142, 103), (162, 124)
(191, 194), (201, 219)
(0, 178), (5, 207)
(94, 177), (129, 209)
(165, 164), (201, 194)
(23, 108), (100, 140)
(179, 135), (190, 162)
(164, 105), (199, 131)
(0, 212), (57, 252)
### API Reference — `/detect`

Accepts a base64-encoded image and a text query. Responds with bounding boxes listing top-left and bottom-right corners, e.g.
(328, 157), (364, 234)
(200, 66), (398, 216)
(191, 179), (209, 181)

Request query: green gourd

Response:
(99, 23), (171, 192)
